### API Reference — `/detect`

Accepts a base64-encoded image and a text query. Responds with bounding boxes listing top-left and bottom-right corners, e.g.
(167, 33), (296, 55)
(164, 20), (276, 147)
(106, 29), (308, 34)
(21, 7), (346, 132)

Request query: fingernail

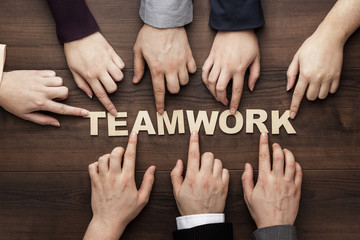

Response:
(261, 132), (267, 138)
(245, 163), (249, 171)
(150, 166), (156, 175)
(158, 109), (164, 115)
(131, 131), (137, 137)
(176, 160), (181, 167)
(290, 111), (296, 119)
(81, 109), (89, 116)
(250, 85), (254, 92)
(230, 108), (236, 115)
(286, 82), (290, 91)
(87, 93), (93, 99)
(51, 122), (60, 127)
(192, 131), (198, 136)
(110, 109), (117, 116)
(132, 76), (138, 83)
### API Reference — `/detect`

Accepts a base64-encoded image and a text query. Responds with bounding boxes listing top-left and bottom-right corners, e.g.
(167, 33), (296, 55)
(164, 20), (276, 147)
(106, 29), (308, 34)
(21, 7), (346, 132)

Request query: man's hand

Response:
(171, 131), (229, 216)
(133, 24), (197, 114)
(84, 132), (156, 240)
(0, 70), (88, 126)
(242, 133), (302, 229)
(64, 31), (125, 116)
(287, 30), (344, 119)
(202, 30), (261, 114)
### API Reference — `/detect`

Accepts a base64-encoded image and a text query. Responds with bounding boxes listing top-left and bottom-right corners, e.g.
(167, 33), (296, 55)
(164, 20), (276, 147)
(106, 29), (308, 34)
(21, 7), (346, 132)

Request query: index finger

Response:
(151, 73), (165, 114)
(258, 132), (271, 177)
(187, 131), (200, 173)
(123, 131), (138, 174)
(290, 77), (308, 119)
(45, 101), (89, 117)
(90, 80), (117, 116)
(230, 72), (244, 114)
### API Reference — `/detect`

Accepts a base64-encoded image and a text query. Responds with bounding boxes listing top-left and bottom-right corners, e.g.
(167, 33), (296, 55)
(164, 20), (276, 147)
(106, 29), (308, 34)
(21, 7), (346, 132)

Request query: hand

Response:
(84, 132), (156, 240)
(0, 70), (88, 126)
(133, 24), (197, 114)
(287, 29), (344, 119)
(171, 131), (229, 216)
(64, 31), (125, 116)
(202, 30), (261, 114)
(242, 133), (302, 229)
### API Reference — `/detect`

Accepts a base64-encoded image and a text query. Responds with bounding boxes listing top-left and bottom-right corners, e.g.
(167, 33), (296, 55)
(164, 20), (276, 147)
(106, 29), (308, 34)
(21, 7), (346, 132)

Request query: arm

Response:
(202, 0), (264, 114)
(84, 132), (155, 240)
(242, 133), (302, 240)
(47, 0), (125, 115)
(287, 0), (360, 119)
(171, 132), (232, 240)
(133, 0), (196, 114)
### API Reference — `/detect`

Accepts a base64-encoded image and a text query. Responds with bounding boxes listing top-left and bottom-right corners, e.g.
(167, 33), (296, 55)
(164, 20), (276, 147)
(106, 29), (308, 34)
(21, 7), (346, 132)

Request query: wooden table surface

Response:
(0, 0), (359, 239)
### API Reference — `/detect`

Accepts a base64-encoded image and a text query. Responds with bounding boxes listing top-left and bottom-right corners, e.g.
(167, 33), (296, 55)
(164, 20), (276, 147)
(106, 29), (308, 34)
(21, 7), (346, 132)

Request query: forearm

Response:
(83, 218), (126, 240)
(316, 0), (360, 44)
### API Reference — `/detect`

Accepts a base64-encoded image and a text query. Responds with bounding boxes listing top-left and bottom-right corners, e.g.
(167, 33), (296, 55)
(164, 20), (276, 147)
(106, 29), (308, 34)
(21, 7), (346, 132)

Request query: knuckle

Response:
(152, 62), (163, 76)
(168, 85), (180, 94)
(216, 84), (226, 92)
(96, 91), (107, 99)
(35, 100), (46, 108)
(293, 90), (303, 100)
(59, 104), (67, 114)
(259, 153), (270, 161)
(107, 84), (118, 94)
(203, 152), (215, 160)
(233, 86), (242, 94)
(84, 70), (97, 80)
(154, 88), (165, 96)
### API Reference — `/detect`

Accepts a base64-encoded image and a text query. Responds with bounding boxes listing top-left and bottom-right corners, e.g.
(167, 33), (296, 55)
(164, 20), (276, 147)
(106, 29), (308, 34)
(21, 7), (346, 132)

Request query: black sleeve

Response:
(252, 225), (297, 240)
(209, 0), (265, 31)
(173, 223), (233, 240)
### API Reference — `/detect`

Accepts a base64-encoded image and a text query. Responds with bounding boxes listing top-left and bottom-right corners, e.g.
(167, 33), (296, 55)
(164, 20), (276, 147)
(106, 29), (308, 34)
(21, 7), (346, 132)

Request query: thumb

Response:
(286, 53), (299, 91)
(170, 159), (184, 196)
(138, 165), (156, 206)
(248, 55), (261, 91)
(241, 163), (254, 201)
(133, 47), (145, 84)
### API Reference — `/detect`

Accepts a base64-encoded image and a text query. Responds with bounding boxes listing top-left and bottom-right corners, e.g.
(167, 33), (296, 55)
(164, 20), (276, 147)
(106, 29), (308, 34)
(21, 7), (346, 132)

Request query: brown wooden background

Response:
(0, 0), (359, 239)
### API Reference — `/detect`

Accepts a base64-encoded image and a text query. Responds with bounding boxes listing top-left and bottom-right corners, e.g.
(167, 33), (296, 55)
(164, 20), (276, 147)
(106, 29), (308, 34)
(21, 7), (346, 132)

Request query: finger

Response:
(108, 62), (124, 82)
(44, 101), (89, 117)
(216, 70), (231, 105)
(207, 63), (221, 101)
(286, 53), (299, 91)
(284, 149), (296, 181)
(138, 165), (156, 206)
(98, 154), (110, 176)
(109, 147), (125, 174)
(186, 131), (200, 173)
(229, 73), (244, 114)
(88, 162), (99, 182)
(151, 73), (166, 114)
(294, 162), (303, 188)
(170, 159), (184, 196)
(202, 57), (213, 85)
(213, 158), (223, 177)
(165, 73), (180, 94)
(133, 47), (145, 83)
(186, 54), (197, 74)
(200, 152), (215, 173)
(72, 71), (93, 99)
(90, 81), (117, 116)
(22, 112), (60, 127)
(330, 79), (340, 94)
(222, 168), (230, 187)
(290, 78), (308, 119)
(123, 131), (137, 175)
(248, 55), (261, 91)
(39, 70), (56, 78)
(99, 72), (118, 94)
(111, 51), (125, 70)
(178, 65), (189, 86)
(241, 163), (254, 201)
(318, 83), (331, 99)
(258, 132), (271, 177)
(43, 76), (63, 87)
(272, 143), (285, 177)
(306, 82), (320, 101)
(46, 86), (69, 100)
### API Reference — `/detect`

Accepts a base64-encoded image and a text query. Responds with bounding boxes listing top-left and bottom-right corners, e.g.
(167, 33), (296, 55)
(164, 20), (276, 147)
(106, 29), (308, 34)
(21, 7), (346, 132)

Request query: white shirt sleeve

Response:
(0, 44), (6, 84)
(176, 213), (225, 230)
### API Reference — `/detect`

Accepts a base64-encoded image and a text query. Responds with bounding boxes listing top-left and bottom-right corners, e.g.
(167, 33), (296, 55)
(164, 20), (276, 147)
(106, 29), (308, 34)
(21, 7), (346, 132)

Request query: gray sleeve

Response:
(139, 0), (193, 28)
(252, 225), (297, 240)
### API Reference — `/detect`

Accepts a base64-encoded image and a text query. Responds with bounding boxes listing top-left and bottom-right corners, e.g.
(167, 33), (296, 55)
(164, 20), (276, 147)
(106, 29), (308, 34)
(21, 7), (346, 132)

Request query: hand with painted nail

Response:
(0, 70), (88, 126)
(287, 0), (360, 119)
(171, 132), (229, 215)
(133, 24), (197, 114)
(64, 32), (125, 116)
(242, 133), (302, 229)
(84, 132), (156, 240)
(202, 30), (261, 114)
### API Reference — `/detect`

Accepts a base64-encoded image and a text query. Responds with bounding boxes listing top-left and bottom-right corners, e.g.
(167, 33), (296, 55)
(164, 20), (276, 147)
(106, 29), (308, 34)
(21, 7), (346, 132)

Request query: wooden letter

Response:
(108, 112), (128, 137)
(84, 111), (106, 136)
(132, 111), (156, 135)
(186, 110), (219, 135)
(271, 110), (296, 135)
(219, 110), (244, 134)
(157, 110), (185, 135)
(246, 109), (269, 133)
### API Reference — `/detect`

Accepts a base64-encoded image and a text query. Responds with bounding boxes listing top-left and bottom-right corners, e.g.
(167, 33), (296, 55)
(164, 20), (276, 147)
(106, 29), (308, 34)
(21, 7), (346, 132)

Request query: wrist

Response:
(315, 21), (347, 46)
(84, 217), (126, 240)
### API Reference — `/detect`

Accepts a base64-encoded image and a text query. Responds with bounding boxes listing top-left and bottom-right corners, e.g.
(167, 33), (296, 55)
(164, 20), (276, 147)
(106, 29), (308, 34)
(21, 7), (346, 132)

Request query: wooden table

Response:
(0, 0), (359, 239)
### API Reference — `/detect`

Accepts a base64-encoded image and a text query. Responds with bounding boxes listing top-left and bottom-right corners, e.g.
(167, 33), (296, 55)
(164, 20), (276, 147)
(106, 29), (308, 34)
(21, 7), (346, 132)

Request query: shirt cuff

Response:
(140, 0), (193, 28)
(176, 213), (225, 230)
(0, 44), (6, 85)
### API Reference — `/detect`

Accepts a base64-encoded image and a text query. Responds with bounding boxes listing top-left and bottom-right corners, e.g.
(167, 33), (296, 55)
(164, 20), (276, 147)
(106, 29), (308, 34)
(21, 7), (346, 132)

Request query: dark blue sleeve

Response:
(209, 0), (265, 31)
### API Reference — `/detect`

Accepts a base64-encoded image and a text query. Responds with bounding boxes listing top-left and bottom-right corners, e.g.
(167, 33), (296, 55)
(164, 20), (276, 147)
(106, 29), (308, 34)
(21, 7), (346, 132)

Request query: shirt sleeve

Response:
(252, 225), (297, 240)
(139, 0), (193, 28)
(47, 0), (99, 44)
(176, 213), (225, 230)
(209, 0), (265, 31)
(0, 44), (6, 84)
(173, 223), (233, 240)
